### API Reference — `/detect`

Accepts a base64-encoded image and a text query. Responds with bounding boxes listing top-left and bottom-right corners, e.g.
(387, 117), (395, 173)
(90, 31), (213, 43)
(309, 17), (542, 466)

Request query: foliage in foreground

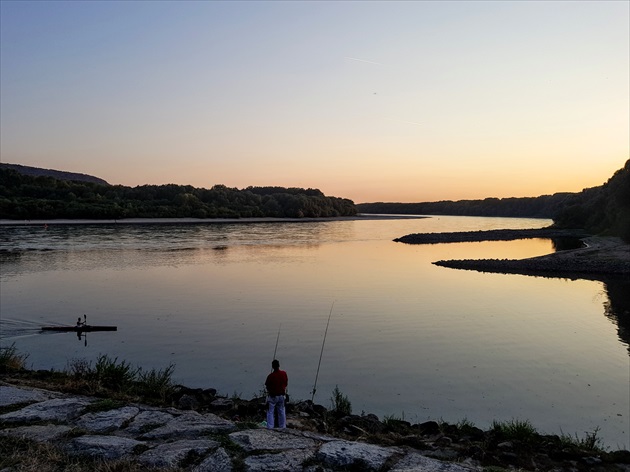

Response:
(1, 345), (618, 469)
(491, 418), (538, 443)
(0, 435), (184, 472)
(560, 426), (606, 452)
(330, 385), (352, 417)
(0, 343), (29, 373)
(65, 355), (176, 402)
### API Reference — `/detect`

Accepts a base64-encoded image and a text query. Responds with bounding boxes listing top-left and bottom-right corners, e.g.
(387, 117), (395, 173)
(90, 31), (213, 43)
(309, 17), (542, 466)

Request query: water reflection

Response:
(551, 237), (586, 251)
(603, 278), (630, 354)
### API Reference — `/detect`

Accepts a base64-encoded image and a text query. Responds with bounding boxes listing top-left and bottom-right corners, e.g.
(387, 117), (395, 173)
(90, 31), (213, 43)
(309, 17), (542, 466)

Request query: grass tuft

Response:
(560, 426), (606, 452)
(63, 355), (175, 403)
(0, 435), (188, 472)
(330, 385), (352, 417)
(491, 418), (537, 443)
(135, 364), (176, 401)
(0, 343), (28, 372)
(94, 355), (137, 392)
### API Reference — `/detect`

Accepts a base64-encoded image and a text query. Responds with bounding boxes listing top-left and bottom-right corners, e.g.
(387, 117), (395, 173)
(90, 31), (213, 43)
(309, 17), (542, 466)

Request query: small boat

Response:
(41, 325), (117, 332)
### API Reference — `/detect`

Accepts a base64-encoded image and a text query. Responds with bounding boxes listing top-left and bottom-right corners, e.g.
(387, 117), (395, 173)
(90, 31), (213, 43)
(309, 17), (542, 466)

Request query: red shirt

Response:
(265, 369), (288, 396)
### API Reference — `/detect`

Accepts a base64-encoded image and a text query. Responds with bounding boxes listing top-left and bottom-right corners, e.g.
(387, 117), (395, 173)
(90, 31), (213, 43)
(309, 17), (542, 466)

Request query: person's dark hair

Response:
(272, 359), (280, 370)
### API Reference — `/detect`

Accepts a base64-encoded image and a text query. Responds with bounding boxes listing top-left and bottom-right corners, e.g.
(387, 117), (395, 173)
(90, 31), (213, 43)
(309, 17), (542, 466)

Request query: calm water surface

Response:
(1, 216), (628, 447)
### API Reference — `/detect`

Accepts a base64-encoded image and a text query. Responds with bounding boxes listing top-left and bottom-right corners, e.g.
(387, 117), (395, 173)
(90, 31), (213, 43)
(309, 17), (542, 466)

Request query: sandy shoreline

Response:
(0, 214), (427, 226)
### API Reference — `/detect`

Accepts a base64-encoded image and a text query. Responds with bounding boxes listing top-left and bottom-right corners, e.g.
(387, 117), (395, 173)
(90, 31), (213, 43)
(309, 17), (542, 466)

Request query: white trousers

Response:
(266, 395), (286, 429)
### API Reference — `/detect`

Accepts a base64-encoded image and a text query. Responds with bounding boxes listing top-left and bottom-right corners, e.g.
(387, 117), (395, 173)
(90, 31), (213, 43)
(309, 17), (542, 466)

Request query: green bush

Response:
(330, 385), (352, 417)
(559, 426), (605, 452)
(491, 418), (537, 442)
(94, 355), (138, 392)
(0, 343), (28, 372)
(135, 365), (176, 401)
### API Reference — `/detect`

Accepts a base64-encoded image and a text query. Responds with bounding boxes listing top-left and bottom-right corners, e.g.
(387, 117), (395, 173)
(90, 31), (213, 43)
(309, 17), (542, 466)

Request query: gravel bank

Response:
(395, 229), (630, 279)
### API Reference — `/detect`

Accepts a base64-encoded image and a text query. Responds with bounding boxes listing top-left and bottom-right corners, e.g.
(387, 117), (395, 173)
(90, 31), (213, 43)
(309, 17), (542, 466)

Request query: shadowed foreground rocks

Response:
(1, 382), (629, 472)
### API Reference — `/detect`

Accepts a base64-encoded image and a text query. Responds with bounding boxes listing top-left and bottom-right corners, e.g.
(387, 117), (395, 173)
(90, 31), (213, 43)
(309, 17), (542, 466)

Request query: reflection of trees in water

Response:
(603, 278), (630, 354)
(550, 237), (585, 251)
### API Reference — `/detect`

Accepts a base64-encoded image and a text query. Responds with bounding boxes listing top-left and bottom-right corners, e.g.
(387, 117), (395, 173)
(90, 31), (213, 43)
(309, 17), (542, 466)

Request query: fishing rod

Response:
(272, 324), (281, 371)
(311, 301), (335, 402)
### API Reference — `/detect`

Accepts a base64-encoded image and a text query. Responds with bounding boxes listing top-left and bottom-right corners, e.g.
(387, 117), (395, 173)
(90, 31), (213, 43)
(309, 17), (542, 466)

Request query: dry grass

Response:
(0, 435), (185, 472)
(0, 343), (29, 372)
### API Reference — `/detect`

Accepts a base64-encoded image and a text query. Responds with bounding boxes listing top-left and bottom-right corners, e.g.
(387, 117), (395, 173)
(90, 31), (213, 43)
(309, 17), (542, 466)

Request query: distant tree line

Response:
(357, 194), (574, 219)
(0, 168), (357, 220)
(358, 159), (630, 242)
(2, 159), (628, 241)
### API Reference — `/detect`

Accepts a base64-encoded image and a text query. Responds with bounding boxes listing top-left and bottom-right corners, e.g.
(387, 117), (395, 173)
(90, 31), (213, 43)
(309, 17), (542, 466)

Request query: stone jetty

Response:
(0, 383), (479, 471)
(2, 382), (629, 471)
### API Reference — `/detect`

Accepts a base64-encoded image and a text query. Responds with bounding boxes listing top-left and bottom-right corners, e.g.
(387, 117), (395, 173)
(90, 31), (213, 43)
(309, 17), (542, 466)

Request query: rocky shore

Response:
(2, 379), (629, 472)
(394, 229), (630, 279)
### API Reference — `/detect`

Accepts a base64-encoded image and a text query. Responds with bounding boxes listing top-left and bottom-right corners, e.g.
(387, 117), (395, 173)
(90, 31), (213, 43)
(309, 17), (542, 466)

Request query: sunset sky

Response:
(1, 1), (628, 203)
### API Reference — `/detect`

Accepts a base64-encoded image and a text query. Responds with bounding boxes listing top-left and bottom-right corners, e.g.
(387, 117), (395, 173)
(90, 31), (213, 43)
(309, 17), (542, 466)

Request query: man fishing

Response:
(265, 359), (288, 429)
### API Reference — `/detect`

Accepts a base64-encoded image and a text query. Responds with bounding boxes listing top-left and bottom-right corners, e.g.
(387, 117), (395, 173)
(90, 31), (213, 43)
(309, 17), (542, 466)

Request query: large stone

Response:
(177, 394), (199, 410)
(0, 385), (63, 407)
(137, 439), (218, 468)
(243, 449), (315, 472)
(210, 398), (234, 410)
(316, 439), (400, 471)
(140, 411), (235, 439)
(193, 447), (234, 472)
(68, 435), (145, 460)
(123, 409), (174, 435)
(390, 452), (481, 471)
(75, 406), (140, 433)
(229, 428), (319, 452)
(282, 428), (337, 443)
(0, 397), (92, 423)
(0, 424), (72, 442)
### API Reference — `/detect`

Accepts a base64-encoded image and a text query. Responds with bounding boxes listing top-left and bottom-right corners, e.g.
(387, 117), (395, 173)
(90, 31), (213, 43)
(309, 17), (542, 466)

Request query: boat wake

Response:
(0, 318), (47, 340)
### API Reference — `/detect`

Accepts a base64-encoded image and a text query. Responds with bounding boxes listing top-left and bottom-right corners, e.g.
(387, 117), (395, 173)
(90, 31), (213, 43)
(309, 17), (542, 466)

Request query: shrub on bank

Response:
(0, 343), (28, 373)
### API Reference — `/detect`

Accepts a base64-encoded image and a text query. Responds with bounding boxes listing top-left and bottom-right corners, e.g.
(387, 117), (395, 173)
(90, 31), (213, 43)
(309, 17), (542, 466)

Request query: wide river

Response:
(1, 215), (628, 448)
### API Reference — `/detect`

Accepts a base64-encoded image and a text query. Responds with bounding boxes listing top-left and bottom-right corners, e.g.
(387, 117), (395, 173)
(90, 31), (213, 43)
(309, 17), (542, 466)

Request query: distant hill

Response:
(357, 160), (630, 242)
(0, 163), (109, 186)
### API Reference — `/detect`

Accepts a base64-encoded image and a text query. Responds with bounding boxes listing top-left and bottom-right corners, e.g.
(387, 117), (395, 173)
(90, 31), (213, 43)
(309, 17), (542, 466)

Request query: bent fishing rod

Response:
(311, 301), (335, 402)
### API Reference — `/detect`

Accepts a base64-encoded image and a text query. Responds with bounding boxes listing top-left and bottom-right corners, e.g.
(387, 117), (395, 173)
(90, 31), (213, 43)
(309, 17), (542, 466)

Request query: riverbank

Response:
(2, 373), (629, 472)
(394, 228), (630, 279)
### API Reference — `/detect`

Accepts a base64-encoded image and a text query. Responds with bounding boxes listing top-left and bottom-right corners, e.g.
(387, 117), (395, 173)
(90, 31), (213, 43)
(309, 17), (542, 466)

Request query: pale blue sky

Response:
(1, 1), (628, 202)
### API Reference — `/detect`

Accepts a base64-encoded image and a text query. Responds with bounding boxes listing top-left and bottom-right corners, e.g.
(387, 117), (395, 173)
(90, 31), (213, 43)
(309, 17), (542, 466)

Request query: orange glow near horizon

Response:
(1, 1), (627, 204)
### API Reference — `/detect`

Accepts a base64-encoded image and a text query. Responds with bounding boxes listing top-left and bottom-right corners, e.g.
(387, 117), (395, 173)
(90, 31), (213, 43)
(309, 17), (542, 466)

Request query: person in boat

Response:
(265, 359), (288, 429)
(76, 317), (85, 328)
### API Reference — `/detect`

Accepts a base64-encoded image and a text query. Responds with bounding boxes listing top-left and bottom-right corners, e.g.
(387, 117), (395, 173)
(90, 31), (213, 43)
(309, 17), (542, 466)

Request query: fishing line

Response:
(311, 301), (335, 402)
